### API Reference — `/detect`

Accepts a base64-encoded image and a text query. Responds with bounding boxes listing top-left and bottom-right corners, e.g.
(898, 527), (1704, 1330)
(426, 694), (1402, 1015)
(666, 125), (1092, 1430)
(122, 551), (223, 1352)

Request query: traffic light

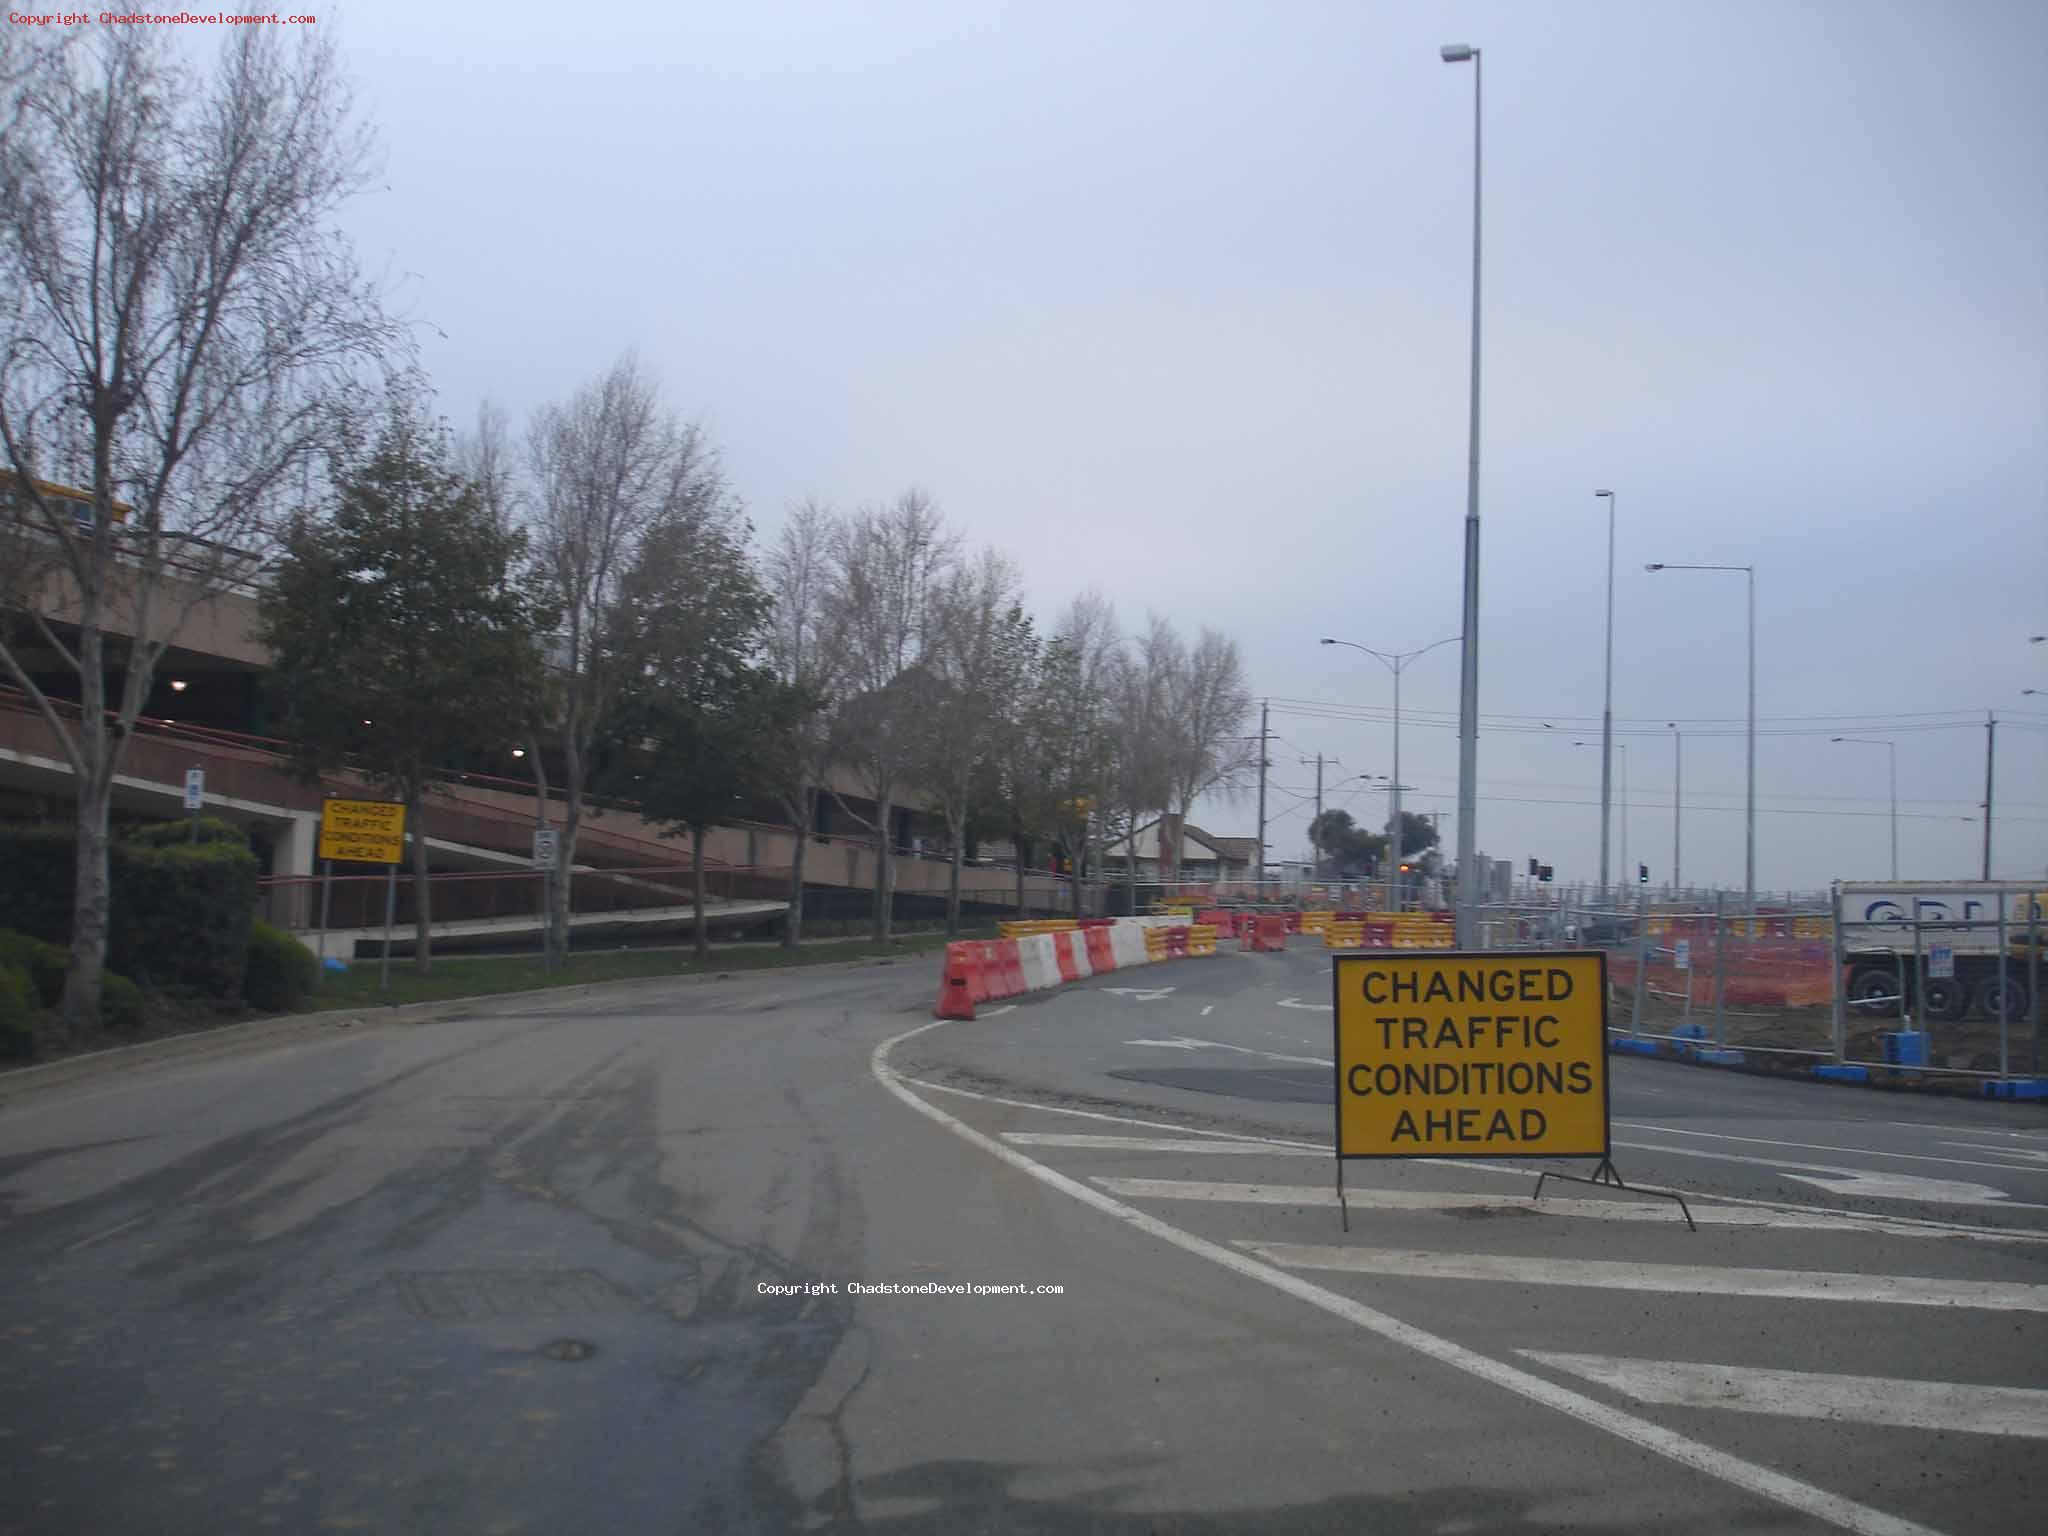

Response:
(1538, 864), (1554, 883)
(1528, 858), (1539, 878)
(1638, 863), (1649, 884)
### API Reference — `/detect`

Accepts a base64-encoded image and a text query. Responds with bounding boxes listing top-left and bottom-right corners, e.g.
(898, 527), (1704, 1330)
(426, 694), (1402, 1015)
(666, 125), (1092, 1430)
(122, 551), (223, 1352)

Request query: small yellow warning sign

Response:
(1332, 951), (1609, 1159)
(317, 798), (406, 865)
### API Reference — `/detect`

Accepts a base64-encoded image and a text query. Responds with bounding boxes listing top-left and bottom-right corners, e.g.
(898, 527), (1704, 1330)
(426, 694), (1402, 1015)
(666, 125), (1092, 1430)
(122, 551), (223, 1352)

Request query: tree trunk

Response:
(692, 823), (709, 961)
(1125, 811), (1139, 916)
(63, 765), (114, 1028)
(552, 732), (583, 967)
(783, 788), (811, 949)
(945, 810), (964, 937)
(409, 789), (432, 976)
(61, 621), (113, 1028)
(1013, 837), (1026, 917)
(873, 790), (894, 942)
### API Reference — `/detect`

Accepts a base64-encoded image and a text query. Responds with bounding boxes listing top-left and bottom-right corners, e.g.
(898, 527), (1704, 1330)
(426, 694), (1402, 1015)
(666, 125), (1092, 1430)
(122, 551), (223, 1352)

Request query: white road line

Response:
(1520, 1353), (2048, 1441)
(1002, 1134), (1323, 1156)
(980, 1004), (1017, 1019)
(1615, 1121), (2048, 1178)
(1239, 1243), (2048, 1313)
(1614, 1140), (2048, 1209)
(874, 1023), (1945, 1536)
(1121, 1034), (1333, 1067)
(1200, 1004), (1215, 1017)
(1939, 1141), (2048, 1166)
(897, 1077), (2048, 1244)
(1087, 1179), (2030, 1238)
(1276, 997), (1333, 1012)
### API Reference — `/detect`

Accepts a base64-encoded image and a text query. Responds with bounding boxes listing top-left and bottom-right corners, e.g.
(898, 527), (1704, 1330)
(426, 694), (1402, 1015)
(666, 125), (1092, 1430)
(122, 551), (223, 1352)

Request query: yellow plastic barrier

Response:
(1144, 928), (1169, 961)
(1151, 903), (1195, 918)
(1324, 922), (1366, 950)
(1187, 924), (1218, 956)
(1299, 910), (1335, 935)
(999, 919), (1080, 939)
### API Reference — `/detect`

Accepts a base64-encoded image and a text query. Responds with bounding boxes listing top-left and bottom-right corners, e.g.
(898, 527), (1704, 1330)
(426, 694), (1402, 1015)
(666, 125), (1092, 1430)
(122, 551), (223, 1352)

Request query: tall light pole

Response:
(1440, 41), (1483, 949)
(1574, 741), (1628, 890)
(1668, 722), (1682, 895)
(1830, 736), (1896, 879)
(1594, 490), (1617, 902)
(1321, 636), (1460, 912)
(1647, 561), (1756, 913)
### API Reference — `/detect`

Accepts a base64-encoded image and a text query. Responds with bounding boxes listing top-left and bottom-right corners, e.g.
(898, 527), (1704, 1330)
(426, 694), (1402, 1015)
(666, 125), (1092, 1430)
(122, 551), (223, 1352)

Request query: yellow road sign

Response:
(1332, 951), (1608, 1159)
(317, 798), (407, 865)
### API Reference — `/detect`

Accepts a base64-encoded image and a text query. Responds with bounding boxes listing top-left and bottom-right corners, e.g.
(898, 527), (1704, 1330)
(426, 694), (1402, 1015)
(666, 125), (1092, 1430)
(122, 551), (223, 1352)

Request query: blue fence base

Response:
(1812, 1064), (1869, 1083)
(1982, 1079), (2048, 1101)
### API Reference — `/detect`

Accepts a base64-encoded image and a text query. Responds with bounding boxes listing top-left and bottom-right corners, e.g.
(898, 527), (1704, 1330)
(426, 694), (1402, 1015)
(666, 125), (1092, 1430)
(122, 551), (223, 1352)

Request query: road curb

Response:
(0, 953), (920, 1107)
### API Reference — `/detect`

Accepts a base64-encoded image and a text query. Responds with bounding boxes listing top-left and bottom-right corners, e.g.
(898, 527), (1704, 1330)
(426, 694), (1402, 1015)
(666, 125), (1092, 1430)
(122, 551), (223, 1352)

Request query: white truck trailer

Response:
(1836, 881), (2045, 1022)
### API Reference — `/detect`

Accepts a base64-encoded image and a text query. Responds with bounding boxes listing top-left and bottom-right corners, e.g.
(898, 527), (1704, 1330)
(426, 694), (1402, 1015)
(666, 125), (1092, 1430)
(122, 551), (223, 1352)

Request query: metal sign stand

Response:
(1532, 1159), (1695, 1230)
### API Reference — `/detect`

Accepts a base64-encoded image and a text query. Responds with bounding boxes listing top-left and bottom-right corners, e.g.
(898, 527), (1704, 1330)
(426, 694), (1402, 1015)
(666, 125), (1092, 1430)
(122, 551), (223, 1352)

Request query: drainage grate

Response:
(394, 1268), (629, 1322)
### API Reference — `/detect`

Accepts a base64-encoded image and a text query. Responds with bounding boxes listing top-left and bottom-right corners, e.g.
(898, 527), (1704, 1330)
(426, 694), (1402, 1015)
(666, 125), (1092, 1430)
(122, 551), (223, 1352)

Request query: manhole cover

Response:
(541, 1338), (597, 1362)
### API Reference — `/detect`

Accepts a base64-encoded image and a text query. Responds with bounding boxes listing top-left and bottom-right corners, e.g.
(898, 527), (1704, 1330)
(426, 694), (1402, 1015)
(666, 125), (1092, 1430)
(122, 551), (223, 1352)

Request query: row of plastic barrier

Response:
(936, 918), (1219, 1019)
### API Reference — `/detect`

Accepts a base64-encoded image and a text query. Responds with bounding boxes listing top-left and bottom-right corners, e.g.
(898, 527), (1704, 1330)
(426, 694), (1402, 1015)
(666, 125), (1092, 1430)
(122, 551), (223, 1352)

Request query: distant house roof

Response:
(1206, 836), (1259, 865)
(1102, 819), (1256, 867)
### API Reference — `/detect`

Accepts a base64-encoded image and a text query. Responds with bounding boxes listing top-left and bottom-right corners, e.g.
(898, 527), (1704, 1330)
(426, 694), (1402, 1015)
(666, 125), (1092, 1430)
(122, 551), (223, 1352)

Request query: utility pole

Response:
(1982, 711), (1996, 880)
(1255, 700), (1269, 887)
(1302, 752), (1330, 871)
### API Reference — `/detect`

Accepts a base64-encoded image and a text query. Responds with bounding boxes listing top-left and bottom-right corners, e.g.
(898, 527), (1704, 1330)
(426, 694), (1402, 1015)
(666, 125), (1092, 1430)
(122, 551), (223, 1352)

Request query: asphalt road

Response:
(1, 942), (2043, 1534)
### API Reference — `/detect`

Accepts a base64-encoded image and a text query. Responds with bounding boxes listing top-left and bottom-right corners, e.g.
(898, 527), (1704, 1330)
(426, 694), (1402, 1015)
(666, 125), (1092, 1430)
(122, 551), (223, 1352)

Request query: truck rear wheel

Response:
(1847, 966), (1903, 1017)
(1919, 975), (1970, 1023)
(1971, 972), (2034, 1025)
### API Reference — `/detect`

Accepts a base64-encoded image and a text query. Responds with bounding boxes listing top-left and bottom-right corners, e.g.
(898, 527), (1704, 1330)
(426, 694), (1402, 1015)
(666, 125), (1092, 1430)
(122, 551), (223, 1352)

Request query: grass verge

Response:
(299, 931), (967, 1013)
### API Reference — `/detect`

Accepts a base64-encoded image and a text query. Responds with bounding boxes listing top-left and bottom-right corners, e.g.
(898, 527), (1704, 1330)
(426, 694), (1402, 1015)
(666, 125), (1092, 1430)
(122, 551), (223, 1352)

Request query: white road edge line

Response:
(1518, 1353), (2048, 1440)
(874, 1020), (1946, 1536)
(1614, 1121), (2048, 1178)
(895, 1077), (2048, 1245)
(1003, 1134), (1324, 1156)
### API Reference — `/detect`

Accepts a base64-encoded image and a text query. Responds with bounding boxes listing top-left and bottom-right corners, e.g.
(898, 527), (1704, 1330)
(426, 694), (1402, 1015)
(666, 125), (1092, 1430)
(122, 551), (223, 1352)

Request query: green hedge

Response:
(244, 920), (317, 1012)
(0, 822), (258, 998)
(99, 971), (146, 1033)
(123, 814), (249, 849)
(0, 929), (67, 1008)
(0, 965), (33, 1060)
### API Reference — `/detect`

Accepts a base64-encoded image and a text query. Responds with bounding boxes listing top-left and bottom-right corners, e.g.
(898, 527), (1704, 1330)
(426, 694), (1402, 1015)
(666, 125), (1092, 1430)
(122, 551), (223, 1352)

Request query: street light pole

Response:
(1830, 737), (1896, 880)
(1322, 635), (1460, 912)
(1646, 561), (1756, 913)
(1441, 41), (1483, 949)
(1668, 722), (1682, 895)
(1594, 490), (1616, 902)
(1572, 740), (1627, 891)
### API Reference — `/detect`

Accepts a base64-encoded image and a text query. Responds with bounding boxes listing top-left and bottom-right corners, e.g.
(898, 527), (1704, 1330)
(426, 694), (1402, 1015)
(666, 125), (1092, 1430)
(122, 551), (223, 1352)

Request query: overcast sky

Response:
(329, 0), (2046, 894)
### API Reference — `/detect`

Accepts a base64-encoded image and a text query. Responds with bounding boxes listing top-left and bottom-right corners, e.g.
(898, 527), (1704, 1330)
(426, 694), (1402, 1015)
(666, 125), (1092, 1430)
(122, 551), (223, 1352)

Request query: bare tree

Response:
(921, 547), (1030, 935)
(826, 488), (958, 941)
(1105, 614), (1180, 913)
(761, 498), (845, 947)
(0, 27), (398, 1023)
(523, 352), (729, 966)
(1035, 592), (1120, 916)
(1165, 627), (1254, 884)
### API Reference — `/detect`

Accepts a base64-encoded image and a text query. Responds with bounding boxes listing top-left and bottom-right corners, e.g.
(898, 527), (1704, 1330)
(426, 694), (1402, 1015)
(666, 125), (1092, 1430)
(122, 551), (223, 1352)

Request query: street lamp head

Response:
(1440, 43), (1475, 62)
(1830, 736), (1845, 743)
(1594, 489), (1613, 499)
(1319, 637), (1336, 645)
(1644, 563), (1665, 572)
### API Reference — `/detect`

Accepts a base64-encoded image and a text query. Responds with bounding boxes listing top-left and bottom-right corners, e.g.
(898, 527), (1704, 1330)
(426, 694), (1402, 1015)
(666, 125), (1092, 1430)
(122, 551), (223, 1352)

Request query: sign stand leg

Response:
(1336, 1158), (1350, 1233)
(1532, 1158), (1695, 1231)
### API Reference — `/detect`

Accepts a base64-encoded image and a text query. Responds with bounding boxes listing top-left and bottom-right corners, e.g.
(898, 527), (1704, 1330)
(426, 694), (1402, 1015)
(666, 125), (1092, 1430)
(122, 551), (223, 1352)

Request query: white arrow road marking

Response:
(1615, 1139), (2048, 1209)
(1276, 996), (1333, 1011)
(1519, 1353), (2048, 1440)
(1615, 1121), (2048, 1178)
(1087, 1179), (2037, 1238)
(875, 1023), (1948, 1536)
(1200, 1004), (1214, 1017)
(1238, 1243), (2048, 1312)
(1002, 1134), (1323, 1156)
(1121, 1035), (1333, 1067)
(1099, 986), (1177, 1001)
